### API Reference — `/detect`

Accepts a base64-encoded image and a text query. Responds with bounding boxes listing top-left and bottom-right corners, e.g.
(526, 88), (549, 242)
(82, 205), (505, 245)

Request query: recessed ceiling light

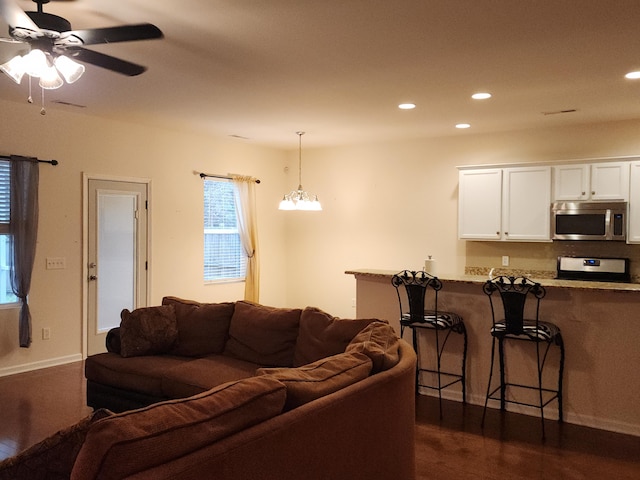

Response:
(398, 103), (416, 110)
(625, 71), (640, 79)
(471, 92), (492, 100)
(456, 123), (471, 129)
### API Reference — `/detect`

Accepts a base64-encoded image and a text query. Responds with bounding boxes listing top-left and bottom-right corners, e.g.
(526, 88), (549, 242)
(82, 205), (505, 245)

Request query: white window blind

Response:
(0, 160), (10, 234)
(0, 160), (16, 303)
(203, 178), (246, 282)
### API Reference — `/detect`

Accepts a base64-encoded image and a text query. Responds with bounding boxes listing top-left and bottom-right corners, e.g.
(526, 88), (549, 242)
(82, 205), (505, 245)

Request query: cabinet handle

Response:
(582, 192), (586, 196)
(505, 232), (508, 236)
(496, 231), (500, 235)
(592, 191), (596, 195)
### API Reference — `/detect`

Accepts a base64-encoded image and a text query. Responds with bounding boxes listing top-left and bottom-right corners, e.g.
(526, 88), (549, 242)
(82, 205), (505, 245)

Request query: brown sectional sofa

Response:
(0, 298), (417, 480)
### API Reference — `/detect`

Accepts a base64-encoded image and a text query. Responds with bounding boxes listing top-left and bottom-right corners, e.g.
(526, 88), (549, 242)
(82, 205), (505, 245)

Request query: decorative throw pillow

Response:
(293, 306), (384, 367)
(345, 322), (400, 373)
(257, 352), (373, 410)
(224, 301), (302, 367)
(119, 305), (178, 358)
(70, 376), (286, 480)
(0, 409), (111, 480)
(162, 297), (235, 356)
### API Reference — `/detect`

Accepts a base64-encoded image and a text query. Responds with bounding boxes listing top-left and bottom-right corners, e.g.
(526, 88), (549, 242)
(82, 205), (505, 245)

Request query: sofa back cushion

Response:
(293, 307), (384, 367)
(162, 296), (235, 356)
(119, 305), (178, 358)
(224, 301), (302, 367)
(346, 322), (400, 373)
(0, 409), (111, 480)
(257, 352), (372, 410)
(71, 376), (286, 480)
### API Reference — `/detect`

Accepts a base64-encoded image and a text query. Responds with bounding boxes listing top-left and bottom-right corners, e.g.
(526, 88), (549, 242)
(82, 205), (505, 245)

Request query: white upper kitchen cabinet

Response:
(553, 162), (629, 201)
(458, 166), (551, 241)
(628, 161), (640, 243)
(458, 168), (502, 240)
(502, 166), (551, 241)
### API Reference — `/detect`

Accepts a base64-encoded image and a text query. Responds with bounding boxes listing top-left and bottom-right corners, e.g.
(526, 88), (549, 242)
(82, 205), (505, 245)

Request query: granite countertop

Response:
(345, 269), (640, 292)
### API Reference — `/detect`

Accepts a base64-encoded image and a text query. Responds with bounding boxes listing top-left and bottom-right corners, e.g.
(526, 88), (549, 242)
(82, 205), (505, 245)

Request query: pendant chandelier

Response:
(278, 131), (322, 211)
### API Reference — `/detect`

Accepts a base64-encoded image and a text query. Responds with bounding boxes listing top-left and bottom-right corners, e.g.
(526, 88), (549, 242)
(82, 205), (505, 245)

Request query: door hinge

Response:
(145, 200), (148, 210)
(145, 261), (148, 270)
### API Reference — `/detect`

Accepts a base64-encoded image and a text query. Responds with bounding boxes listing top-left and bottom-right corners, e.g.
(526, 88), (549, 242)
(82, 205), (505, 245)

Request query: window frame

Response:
(203, 177), (247, 284)
(0, 159), (19, 306)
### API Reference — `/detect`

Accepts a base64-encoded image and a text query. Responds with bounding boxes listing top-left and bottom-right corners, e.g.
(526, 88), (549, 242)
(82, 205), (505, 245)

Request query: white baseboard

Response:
(418, 388), (640, 437)
(0, 354), (83, 378)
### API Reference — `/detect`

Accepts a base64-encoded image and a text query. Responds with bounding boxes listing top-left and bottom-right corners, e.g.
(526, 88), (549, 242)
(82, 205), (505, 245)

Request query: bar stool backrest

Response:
(392, 270), (442, 322)
(483, 276), (546, 334)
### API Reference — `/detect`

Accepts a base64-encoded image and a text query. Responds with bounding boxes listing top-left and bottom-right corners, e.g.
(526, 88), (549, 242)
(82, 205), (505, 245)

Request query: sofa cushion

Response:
(119, 305), (178, 358)
(0, 409), (111, 480)
(257, 352), (372, 410)
(224, 301), (302, 367)
(293, 306), (384, 367)
(71, 376), (287, 480)
(161, 355), (260, 398)
(162, 297), (235, 356)
(85, 352), (189, 398)
(346, 322), (400, 373)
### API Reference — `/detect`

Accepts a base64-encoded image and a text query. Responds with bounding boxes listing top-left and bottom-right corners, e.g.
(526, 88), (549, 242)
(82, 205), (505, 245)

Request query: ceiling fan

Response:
(0, 0), (163, 108)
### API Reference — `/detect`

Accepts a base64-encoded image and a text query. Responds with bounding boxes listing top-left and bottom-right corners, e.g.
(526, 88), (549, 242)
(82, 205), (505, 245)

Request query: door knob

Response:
(89, 275), (97, 281)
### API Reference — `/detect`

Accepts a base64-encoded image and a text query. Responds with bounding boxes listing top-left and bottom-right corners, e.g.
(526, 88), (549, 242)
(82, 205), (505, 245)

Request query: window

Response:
(0, 160), (17, 304)
(203, 178), (246, 282)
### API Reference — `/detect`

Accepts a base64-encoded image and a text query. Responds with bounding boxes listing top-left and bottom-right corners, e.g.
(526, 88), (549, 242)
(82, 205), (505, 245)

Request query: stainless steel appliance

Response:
(556, 256), (630, 282)
(551, 201), (626, 241)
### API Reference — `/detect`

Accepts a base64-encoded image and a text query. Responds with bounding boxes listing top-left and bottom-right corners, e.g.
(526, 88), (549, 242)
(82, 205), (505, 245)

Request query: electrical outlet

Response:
(42, 328), (51, 340)
(46, 257), (66, 270)
(502, 255), (510, 267)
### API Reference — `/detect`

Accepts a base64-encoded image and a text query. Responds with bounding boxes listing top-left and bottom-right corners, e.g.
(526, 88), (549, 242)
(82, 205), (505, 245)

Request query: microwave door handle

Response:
(605, 209), (612, 240)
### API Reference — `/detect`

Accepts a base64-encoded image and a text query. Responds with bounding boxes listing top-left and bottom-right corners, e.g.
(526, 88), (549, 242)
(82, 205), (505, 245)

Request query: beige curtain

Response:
(231, 175), (260, 302)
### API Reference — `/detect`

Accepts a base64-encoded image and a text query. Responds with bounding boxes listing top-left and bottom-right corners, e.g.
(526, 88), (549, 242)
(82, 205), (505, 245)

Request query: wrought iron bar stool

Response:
(481, 276), (565, 439)
(392, 270), (467, 417)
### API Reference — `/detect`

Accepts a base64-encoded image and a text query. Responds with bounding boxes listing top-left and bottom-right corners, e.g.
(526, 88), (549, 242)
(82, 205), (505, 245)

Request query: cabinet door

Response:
(628, 162), (640, 243)
(553, 164), (589, 201)
(502, 166), (551, 241)
(590, 162), (629, 201)
(458, 169), (502, 240)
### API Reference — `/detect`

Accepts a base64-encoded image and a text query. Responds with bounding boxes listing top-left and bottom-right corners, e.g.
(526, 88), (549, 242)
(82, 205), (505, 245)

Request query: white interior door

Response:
(87, 179), (148, 355)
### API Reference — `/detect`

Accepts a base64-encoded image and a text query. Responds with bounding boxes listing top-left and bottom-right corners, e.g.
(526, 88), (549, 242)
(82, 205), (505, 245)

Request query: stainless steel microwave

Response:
(551, 202), (627, 241)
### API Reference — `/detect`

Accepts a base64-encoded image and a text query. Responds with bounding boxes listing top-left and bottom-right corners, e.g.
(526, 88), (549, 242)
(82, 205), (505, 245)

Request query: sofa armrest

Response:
(106, 328), (121, 354)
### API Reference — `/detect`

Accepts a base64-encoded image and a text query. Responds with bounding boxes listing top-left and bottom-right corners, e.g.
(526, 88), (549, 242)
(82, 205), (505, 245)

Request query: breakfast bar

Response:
(346, 269), (640, 436)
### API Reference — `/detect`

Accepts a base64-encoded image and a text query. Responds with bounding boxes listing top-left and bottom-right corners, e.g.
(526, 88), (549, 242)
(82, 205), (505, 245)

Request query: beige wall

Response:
(2, 95), (640, 377)
(284, 119), (640, 317)
(0, 99), (290, 375)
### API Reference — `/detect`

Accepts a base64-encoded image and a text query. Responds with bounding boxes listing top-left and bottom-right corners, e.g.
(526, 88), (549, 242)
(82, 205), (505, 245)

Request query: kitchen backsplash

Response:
(465, 241), (640, 282)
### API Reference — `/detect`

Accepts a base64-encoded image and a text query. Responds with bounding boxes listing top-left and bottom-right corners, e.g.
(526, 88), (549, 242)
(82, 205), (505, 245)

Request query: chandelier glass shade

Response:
(279, 131), (322, 211)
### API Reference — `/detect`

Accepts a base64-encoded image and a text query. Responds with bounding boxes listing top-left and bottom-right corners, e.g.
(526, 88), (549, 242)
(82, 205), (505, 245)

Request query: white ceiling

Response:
(1, 0), (640, 148)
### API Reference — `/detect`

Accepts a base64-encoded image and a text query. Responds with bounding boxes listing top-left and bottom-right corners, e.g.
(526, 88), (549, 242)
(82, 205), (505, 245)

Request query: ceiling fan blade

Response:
(0, 0), (39, 31)
(69, 47), (147, 76)
(64, 23), (163, 46)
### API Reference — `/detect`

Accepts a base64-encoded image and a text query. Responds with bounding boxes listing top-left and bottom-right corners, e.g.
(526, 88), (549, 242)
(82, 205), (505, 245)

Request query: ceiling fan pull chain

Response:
(27, 76), (33, 104)
(40, 86), (46, 115)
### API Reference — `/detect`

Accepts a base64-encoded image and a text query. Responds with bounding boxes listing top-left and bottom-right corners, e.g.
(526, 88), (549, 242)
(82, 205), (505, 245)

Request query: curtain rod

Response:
(1, 155), (59, 166)
(199, 172), (260, 183)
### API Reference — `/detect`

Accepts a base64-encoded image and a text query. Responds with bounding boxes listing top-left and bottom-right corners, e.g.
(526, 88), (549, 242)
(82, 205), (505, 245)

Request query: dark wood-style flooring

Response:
(1, 362), (639, 479)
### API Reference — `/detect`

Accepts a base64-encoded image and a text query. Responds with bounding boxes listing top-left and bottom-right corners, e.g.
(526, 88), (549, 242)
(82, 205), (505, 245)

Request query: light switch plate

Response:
(46, 257), (66, 269)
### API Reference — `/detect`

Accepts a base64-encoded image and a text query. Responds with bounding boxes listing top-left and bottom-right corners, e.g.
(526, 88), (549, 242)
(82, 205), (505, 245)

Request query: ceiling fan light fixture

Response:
(54, 55), (84, 84)
(39, 63), (63, 89)
(0, 55), (26, 84)
(22, 48), (47, 77)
